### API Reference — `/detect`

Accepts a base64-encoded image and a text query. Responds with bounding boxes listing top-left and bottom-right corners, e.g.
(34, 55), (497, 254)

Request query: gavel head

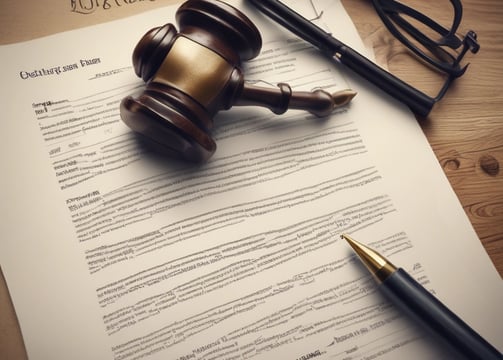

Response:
(120, 0), (262, 162)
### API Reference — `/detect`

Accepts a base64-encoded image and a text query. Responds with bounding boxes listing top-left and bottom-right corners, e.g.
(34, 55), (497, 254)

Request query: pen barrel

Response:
(382, 269), (502, 360)
(336, 46), (435, 117)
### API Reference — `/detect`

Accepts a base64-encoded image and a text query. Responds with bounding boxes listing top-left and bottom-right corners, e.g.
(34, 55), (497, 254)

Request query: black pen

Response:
(341, 234), (503, 360)
(247, 0), (436, 117)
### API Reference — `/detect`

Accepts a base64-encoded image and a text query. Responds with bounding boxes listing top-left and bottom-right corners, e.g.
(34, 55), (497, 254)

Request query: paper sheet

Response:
(1, 1), (502, 359)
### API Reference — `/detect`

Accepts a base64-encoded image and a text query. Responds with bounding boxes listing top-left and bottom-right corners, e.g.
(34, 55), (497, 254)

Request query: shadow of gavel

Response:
(120, 0), (356, 162)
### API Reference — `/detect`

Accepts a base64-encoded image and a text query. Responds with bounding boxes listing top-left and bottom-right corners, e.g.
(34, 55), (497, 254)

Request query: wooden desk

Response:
(1, 0), (501, 358)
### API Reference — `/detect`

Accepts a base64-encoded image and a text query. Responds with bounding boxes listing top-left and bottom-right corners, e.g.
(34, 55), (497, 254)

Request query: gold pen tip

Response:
(341, 233), (367, 257)
(341, 233), (357, 247)
(341, 233), (396, 281)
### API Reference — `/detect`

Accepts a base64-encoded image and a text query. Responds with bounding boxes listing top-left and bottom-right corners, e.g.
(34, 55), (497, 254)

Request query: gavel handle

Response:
(235, 82), (356, 117)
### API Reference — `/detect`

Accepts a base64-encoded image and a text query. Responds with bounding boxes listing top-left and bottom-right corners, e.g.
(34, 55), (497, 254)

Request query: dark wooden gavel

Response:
(120, 0), (356, 162)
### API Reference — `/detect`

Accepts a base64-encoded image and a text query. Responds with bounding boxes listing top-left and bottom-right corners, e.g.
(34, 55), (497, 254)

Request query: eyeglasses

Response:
(370, 0), (480, 101)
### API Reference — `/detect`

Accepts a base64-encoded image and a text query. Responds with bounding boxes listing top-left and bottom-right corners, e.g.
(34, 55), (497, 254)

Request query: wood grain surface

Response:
(1, 0), (502, 359)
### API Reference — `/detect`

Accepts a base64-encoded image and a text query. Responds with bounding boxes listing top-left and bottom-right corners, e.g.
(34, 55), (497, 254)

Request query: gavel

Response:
(120, 0), (356, 162)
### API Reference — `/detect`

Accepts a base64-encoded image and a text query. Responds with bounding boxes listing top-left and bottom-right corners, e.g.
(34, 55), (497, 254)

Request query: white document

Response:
(1, 1), (502, 359)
